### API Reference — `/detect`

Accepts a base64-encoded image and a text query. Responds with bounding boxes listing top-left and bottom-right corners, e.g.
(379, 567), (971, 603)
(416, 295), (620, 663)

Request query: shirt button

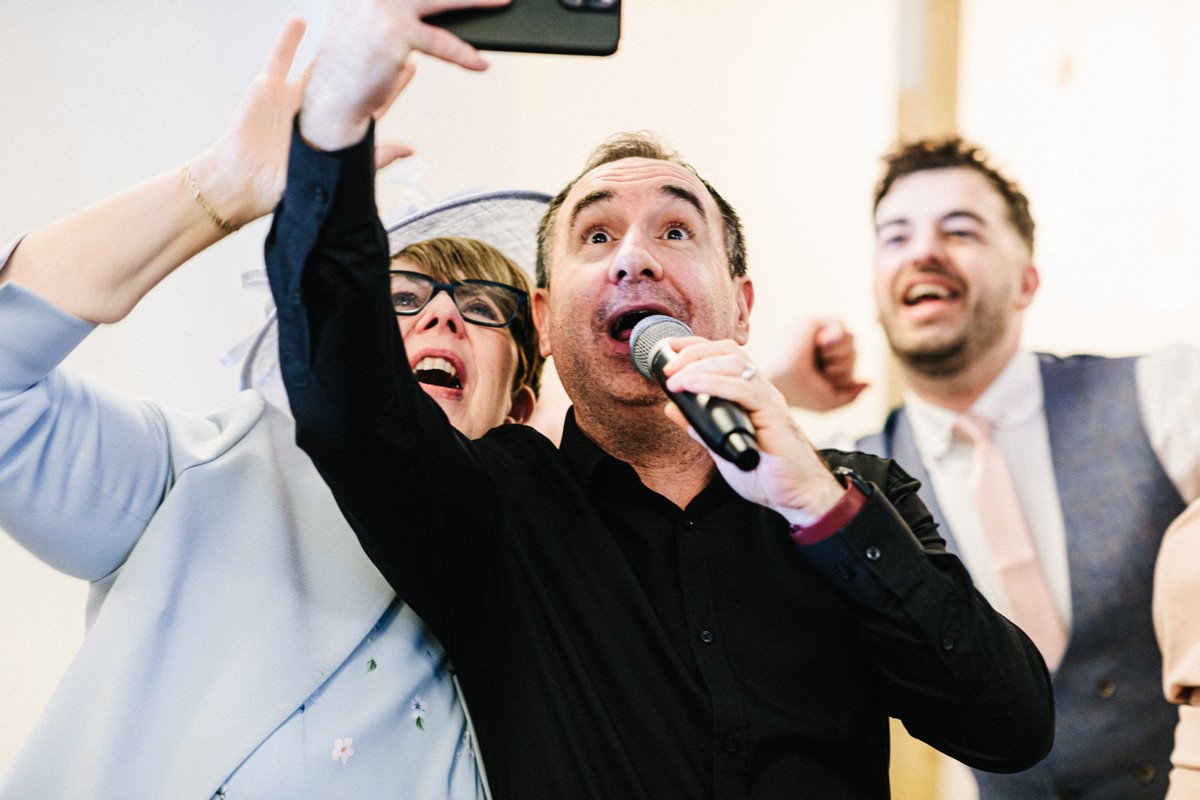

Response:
(682, 518), (696, 530)
(1095, 679), (1117, 699)
(699, 629), (714, 644)
(865, 546), (882, 562)
(313, 186), (329, 204)
(723, 736), (739, 754)
(1135, 763), (1157, 784)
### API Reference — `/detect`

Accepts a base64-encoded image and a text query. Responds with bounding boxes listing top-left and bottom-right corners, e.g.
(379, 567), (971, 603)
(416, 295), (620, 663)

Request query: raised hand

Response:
(660, 336), (845, 528)
(2, 15), (416, 324)
(769, 318), (868, 412)
(188, 15), (310, 229)
(300, 0), (510, 152)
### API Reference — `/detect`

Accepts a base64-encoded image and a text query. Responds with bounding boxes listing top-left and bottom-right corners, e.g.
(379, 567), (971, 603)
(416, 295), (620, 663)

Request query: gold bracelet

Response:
(181, 163), (241, 235)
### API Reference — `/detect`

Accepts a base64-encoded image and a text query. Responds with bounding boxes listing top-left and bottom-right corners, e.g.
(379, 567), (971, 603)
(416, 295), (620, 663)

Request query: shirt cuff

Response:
(788, 481), (867, 547)
(0, 282), (96, 395)
(282, 116), (378, 242)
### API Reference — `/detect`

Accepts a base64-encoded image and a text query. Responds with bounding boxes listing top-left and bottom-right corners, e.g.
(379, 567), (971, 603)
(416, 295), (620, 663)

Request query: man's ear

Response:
(531, 288), (552, 358)
(733, 276), (754, 345)
(1015, 263), (1040, 310)
(504, 384), (536, 425)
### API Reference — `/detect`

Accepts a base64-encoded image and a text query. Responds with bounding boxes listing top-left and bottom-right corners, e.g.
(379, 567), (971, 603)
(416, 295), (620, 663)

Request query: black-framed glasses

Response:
(389, 270), (528, 328)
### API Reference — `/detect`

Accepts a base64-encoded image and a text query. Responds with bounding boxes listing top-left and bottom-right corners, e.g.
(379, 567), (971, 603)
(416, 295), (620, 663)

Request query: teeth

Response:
(905, 282), (952, 303)
(413, 356), (458, 377)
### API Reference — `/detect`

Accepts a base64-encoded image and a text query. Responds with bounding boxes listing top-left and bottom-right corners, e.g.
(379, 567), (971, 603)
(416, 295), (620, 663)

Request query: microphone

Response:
(629, 315), (760, 471)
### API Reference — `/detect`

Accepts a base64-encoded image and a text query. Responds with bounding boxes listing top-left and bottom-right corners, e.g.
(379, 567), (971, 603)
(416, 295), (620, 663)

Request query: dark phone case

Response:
(425, 1), (620, 56)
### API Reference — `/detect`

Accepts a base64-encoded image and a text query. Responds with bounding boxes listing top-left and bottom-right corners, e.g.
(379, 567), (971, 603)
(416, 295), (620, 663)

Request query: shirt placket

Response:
(675, 507), (751, 800)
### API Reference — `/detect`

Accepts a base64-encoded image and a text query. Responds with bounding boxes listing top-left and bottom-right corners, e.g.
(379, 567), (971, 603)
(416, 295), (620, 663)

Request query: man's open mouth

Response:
(903, 282), (958, 306)
(609, 309), (667, 342)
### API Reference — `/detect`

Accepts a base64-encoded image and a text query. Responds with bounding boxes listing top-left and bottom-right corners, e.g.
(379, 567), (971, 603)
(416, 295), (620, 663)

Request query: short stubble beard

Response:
(886, 293), (1008, 381)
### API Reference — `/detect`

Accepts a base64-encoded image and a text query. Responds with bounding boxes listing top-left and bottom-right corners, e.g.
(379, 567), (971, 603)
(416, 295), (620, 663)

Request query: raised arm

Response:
(267, 0), (513, 638)
(0, 18), (305, 578)
(1, 17), (307, 323)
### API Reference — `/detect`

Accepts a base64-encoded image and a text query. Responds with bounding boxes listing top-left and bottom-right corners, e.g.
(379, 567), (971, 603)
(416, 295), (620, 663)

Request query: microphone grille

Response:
(629, 315), (692, 378)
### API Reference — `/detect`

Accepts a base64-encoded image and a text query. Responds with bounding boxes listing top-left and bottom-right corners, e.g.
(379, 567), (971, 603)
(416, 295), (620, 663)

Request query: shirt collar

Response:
(557, 406), (737, 511)
(559, 406), (619, 488)
(905, 350), (1045, 459)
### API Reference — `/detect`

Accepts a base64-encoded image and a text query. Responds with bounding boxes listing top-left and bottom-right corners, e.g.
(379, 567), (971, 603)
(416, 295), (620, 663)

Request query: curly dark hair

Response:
(874, 137), (1035, 253)
(535, 132), (747, 288)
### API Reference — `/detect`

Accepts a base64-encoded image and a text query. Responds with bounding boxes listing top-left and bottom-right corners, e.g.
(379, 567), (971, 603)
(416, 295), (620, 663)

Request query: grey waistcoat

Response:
(858, 354), (1181, 800)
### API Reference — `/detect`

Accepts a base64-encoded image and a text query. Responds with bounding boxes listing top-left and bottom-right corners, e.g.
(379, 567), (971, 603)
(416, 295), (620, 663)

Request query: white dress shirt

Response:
(903, 348), (1200, 625)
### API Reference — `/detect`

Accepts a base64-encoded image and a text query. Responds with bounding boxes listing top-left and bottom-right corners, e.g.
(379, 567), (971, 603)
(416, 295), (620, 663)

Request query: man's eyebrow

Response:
(874, 209), (987, 231)
(661, 184), (706, 218)
(568, 190), (614, 231)
(567, 183), (706, 231)
(942, 210), (986, 226)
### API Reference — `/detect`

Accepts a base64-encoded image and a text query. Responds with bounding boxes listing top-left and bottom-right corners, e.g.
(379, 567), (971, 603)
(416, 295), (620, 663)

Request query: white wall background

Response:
(957, 0), (1200, 356)
(0, 0), (897, 774)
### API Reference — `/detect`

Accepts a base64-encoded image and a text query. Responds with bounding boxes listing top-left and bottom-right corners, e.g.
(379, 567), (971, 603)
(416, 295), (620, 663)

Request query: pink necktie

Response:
(954, 413), (1068, 671)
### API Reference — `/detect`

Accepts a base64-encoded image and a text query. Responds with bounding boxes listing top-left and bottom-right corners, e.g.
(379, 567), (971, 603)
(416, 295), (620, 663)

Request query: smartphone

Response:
(425, 0), (621, 57)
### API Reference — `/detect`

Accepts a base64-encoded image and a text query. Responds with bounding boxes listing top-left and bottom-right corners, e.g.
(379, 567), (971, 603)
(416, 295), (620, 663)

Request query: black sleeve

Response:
(264, 120), (498, 644)
(801, 450), (1055, 774)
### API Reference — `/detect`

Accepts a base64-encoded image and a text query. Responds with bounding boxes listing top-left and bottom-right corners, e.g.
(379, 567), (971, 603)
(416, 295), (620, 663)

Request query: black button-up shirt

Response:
(267, 123), (1054, 800)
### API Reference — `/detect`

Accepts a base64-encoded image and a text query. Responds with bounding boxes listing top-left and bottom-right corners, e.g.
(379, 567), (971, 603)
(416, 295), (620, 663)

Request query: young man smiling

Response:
(778, 137), (1200, 799)
(863, 140), (1199, 800)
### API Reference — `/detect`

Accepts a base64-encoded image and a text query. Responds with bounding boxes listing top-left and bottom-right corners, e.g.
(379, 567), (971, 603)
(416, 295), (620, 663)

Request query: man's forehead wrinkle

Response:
(577, 157), (704, 191)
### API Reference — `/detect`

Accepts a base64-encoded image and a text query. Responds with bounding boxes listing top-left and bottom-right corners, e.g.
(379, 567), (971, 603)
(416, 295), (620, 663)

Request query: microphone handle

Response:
(651, 345), (761, 471)
(670, 389), (761, 471)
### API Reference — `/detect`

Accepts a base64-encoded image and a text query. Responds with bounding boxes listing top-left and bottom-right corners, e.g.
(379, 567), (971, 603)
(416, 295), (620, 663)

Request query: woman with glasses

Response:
(389, 236), (541, 438)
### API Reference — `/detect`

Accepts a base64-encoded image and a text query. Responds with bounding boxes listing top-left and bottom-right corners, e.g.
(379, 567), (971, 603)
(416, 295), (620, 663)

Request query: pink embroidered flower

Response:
(332, 737), (355, 764)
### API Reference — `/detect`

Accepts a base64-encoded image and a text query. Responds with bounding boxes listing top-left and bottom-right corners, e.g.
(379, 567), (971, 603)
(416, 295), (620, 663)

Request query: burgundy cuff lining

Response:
(789, 482), (867, 547)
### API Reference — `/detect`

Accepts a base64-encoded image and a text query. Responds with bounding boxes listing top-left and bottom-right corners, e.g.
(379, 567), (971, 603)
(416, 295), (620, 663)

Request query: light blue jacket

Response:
(0, 280), (483, 799)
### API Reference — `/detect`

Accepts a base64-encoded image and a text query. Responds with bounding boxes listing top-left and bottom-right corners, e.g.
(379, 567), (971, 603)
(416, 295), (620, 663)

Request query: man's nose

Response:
(608, 228), (664, 284)
(909, 226), (949, 266)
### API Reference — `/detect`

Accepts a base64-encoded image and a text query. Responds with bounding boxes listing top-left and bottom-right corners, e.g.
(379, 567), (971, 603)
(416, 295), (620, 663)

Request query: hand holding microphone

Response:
(630, 314), (849, 525)
(630, 315), (760, 471)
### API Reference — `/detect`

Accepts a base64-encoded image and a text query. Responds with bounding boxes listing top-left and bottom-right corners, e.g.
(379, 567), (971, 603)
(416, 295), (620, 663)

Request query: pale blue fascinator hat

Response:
(223, 188), (551, 413)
